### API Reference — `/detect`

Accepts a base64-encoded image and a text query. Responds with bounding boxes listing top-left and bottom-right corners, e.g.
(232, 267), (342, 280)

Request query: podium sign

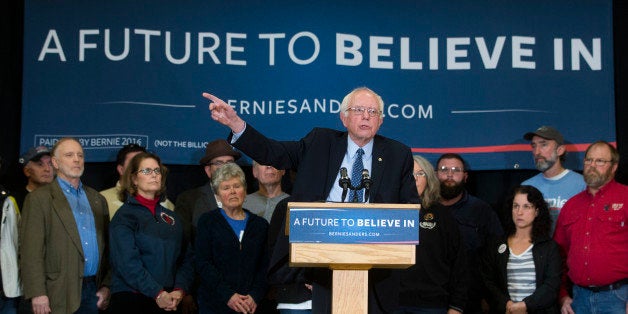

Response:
(289, 206), (419, 244)
(287, 202), (419, 314)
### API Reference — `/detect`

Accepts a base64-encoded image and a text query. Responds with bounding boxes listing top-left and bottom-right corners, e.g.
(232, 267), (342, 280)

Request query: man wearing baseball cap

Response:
(522, 126), (585, 233)
(15, 146), (54, 210)
(175, 139), (242, 240)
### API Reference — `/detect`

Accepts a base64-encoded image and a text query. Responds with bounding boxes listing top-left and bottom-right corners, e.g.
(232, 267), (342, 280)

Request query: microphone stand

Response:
(360, 169), (372, 203)
(338, 168), (372, 203)
(339, 167), (351, 203)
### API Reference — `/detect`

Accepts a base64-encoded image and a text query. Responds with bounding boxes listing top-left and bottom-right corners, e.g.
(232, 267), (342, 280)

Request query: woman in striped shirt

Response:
(481, 185), (562, 314)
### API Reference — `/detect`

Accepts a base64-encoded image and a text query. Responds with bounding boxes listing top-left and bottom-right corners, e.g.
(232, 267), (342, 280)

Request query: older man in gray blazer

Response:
(20, 138), (110, 314)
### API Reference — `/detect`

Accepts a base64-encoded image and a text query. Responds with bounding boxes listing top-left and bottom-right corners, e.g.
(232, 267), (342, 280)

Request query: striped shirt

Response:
(507, 244), (536, 302)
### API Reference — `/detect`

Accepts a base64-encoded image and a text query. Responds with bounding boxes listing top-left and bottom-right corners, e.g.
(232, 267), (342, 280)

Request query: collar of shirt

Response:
(586, 179), (617, 198)
(57, 176), (83, 194)
(346, 138), (373, 163)
(325, 138), (374, 202)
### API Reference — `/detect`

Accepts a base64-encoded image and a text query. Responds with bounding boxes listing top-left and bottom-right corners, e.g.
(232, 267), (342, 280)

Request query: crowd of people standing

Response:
(0, 87), (625, 314)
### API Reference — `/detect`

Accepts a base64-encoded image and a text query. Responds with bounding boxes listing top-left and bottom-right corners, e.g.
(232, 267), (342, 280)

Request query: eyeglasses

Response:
(412, 170), (426, 179)
(346, 107), (382, 118)
(437, 166), (464, 174)
(583, 158), (613, 167)
(512, 204), (535, 211)
(208, 160), (234, 167)
(137, 168), (161, 175)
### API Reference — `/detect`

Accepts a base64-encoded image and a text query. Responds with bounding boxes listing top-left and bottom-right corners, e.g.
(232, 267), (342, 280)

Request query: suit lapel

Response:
(50, 181), (85, 258)
(370, 137), (385, 201)
(325, 133), (348, 198)
(201, 183), (217, 209)
(86, 188), (105, 256)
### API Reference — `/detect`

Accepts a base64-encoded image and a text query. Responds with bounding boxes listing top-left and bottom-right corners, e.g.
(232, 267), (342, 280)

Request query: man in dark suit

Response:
(20, 138), (110, 314)
(205, 87), (420, 313)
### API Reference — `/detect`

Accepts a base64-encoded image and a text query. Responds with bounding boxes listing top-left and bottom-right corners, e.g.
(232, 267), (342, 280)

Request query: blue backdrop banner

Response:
(21, 0), (615, 170)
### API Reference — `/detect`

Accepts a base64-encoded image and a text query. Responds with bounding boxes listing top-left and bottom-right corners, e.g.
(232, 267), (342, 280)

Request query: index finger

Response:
(202, 92), (223, 104)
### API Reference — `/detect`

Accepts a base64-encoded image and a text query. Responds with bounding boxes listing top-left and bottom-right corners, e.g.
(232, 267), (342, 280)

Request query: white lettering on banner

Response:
(336, 34), (600, 70)
(476, 36), (506, 69)
(35, 137), (208, 150)
(35, 28), (603, 71)
(288, 31), (320, 65)
(105, 28), (130, 61)
(447, 37), (471, 70)
(228, 98), (342, 115)
(292, 217), (415, 228)
(553, 38), (602, 71)
(570, 38), (601, 70)
(296, 217), (341, 227)
(79, 29), (99, 62)
(34, 134), (147, 149)
(226, 32), (246, 66)
(199, 32), (221, 64)
(370, 36), (394, 69)
(166, 32), (191, 64)
(386, 104), (433, 119)
(153, 140), (208, 148)
(38, 30), (66, 61)
(512, 36), (536, 69)
(356, 219), (401, 227)
(135, 29), (161, 62)
(259, 33), (286, 66)
(213, 98), (434, 119)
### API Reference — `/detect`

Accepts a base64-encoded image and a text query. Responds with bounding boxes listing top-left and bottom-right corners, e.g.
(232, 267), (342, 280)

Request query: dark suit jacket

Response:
(175, 181), (219, 241)
(230, 125), (420, 313)
(230, 126), (419, 204)
(19, 179), (110, 314)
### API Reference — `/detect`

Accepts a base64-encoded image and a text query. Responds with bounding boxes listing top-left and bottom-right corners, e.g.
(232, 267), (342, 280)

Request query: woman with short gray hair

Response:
(195, 163), (269, 314)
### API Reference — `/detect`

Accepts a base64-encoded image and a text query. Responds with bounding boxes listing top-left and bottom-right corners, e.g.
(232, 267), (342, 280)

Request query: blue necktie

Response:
(350, 148), (364, 202)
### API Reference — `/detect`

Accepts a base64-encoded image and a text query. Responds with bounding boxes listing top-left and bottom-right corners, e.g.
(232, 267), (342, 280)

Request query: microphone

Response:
(339, 167), (350, 202)
(361, 169), (372, 203)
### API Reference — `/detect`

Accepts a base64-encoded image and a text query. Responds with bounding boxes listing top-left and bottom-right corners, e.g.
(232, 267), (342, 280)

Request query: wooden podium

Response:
(287, 202), (419, 314)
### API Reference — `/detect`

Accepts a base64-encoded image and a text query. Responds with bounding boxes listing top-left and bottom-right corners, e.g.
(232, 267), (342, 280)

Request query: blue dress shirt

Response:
(57, 177), (99, 276)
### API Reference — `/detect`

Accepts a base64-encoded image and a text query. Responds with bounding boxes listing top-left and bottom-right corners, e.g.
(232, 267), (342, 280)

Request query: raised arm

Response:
(204, 93), (246, 134)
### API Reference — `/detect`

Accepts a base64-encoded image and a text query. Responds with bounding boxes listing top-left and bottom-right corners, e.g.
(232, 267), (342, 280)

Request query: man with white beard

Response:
(553, 141), (628, 314)
(522, 126), (585, 233)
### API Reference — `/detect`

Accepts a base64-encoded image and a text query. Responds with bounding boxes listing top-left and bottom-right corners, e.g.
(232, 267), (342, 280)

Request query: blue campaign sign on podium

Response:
(288, 202), (420, 244)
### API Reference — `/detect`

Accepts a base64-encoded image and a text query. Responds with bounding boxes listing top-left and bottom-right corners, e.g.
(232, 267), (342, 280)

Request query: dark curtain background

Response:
(2, 1), (626, 225)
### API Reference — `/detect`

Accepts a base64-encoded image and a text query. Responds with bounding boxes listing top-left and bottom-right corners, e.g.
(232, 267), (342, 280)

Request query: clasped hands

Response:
(156, 290), (184, 311)
(227, 293), (257, 314)
(505, 300), (527, 314)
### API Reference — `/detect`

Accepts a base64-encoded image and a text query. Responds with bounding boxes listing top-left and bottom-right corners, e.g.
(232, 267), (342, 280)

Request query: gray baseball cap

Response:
(523, 126), (564, 145)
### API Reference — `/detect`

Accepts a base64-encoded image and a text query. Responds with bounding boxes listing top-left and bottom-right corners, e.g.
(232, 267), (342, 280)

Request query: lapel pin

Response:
(498, 244), (507, 254)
